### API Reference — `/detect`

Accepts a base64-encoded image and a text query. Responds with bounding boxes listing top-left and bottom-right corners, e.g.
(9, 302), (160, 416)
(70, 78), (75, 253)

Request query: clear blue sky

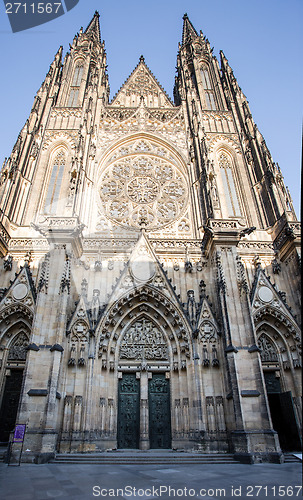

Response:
(0, 0), (301, 215)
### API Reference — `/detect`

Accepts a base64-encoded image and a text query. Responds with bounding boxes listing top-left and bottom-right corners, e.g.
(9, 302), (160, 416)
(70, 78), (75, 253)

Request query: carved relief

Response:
(71, 320), (89, 342)
(199, 322), (216, 342)
(8, 333), (29, 360)
(120, 318), (168, 361)
(257, 334), (278, 362)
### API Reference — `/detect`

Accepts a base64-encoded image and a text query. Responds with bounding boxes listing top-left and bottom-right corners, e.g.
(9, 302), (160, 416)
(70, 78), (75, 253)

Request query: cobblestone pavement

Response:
(0, 461), (302, 500)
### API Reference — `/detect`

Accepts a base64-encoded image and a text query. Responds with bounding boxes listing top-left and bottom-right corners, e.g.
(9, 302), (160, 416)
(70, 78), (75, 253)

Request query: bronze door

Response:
(117, 374), (140, 449)
(148, 374), (171, 449)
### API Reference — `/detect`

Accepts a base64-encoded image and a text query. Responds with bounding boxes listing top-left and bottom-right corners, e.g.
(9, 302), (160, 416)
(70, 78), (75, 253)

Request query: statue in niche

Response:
(91, 289), (101, 325)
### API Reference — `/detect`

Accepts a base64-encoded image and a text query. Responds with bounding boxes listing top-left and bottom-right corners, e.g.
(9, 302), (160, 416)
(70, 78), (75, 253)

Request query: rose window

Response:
(127, 177), (159, 203)
(99, 153), (188, 229)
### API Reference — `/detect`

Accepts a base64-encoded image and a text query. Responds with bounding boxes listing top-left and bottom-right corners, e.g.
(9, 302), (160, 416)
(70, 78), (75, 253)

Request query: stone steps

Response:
(0, 446), (8, 463)
(50, 451), (239, 465)
(284, 453), (302, 463)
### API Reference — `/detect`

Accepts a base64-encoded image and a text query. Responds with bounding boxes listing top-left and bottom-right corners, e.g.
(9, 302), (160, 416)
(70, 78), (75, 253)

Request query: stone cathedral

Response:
(0, 12), (301, 464)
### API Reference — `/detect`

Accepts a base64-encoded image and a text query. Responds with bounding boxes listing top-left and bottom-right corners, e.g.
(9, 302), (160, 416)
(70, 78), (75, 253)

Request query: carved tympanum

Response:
(120, 318), (168, 360)
(257, 333), (278, 362)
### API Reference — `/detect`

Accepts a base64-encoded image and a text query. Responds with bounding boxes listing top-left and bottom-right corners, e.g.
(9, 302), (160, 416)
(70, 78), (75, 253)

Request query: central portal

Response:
(117, 373), (171, 449)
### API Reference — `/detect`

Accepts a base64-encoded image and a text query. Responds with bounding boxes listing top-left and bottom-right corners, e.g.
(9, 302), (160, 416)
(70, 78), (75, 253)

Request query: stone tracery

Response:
(98, 141), (188, 230)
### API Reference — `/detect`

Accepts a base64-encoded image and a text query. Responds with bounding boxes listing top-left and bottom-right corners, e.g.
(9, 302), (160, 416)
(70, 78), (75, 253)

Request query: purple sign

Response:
(13, 424), (26, 443)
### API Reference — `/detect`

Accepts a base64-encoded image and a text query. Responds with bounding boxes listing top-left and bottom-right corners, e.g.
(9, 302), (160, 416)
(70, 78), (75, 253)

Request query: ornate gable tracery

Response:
(111, 60), (173, 108)
(97, 285), (192, 372)
(0, 264), (36, 325)
(195, 298), (221, 368)
(251, 270), (300, 346)
(98, 106), (186, 153)
(66, 293), (92, 368)
(252, 269), (302, 370)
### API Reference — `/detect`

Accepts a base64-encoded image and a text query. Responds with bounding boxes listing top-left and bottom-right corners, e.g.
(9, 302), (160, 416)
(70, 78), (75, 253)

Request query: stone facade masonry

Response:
(0, 12), (301, 464)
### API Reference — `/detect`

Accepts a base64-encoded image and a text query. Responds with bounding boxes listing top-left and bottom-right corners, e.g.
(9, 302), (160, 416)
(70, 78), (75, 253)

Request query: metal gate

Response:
(148, 374), (171, 449)
(117, 374), (140, 449)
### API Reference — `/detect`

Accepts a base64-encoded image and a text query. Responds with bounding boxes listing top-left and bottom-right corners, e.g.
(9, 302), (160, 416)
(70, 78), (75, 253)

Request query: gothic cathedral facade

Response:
(0, 13), (301, 463)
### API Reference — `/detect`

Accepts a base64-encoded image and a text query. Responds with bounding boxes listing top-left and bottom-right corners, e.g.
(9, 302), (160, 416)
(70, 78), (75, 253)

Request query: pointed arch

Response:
(67, 58), (85, 107)
(96, 284), (192, 371)
(255, 313), (301, 370)
(43, 148), (67, 215)
(217, 150), (241, 217)
(200, 65), (216, 110)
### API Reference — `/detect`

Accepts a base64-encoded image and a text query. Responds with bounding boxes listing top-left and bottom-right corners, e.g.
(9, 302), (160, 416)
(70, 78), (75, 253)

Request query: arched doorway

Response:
(0, 331), (29, 443)
(97, 282), (193, 451)
(116, 316), (172, 449)
(257, 329), (302, 451)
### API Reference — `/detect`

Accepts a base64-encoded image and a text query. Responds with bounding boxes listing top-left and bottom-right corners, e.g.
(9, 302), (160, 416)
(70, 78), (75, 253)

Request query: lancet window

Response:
(218, 153), (241, 216)
(67, 64), (83, 107)
(44, 150), (66, 214)
(201, 67), (216, 110)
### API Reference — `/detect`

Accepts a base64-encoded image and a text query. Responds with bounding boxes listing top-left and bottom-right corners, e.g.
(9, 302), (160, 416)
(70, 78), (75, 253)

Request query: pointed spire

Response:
(182, 13), (198, 45)
(84, 10), (101, 43)
(49, 45), (63, 73)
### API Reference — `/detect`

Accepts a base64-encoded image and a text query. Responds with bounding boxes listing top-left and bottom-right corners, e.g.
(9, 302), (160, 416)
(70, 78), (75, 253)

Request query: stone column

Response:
(215, 245), (282, 463)
(15, 218), (84, 463)
(139, 371), (149, 450)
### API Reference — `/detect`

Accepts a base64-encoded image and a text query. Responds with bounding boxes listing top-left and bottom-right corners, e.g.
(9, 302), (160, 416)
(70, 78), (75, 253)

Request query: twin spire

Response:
(82, 11), (199, 48)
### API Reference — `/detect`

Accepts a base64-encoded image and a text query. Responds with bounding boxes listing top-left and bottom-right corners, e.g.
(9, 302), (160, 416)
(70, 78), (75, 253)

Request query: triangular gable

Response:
(195, 297), (220, 342)
(251, 267), (299, 326)
(111, 57), (174, 108)
(0, 263), (36, 313)
(104, 231), (183, 312)
(66, 294), (92, 336)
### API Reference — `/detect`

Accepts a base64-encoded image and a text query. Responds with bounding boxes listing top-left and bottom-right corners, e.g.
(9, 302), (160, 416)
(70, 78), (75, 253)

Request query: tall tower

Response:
(0, 12), (301, 464)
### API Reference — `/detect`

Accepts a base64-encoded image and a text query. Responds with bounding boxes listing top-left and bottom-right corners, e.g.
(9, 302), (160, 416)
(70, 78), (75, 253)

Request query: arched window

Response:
(201, 67), (216, 110)
(201, 68), (211, 89)
(44, 150), (66, 214)
(67, 64), (83, 107)
(72, 65), (83, 86)
(218, 153), (241, 216)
